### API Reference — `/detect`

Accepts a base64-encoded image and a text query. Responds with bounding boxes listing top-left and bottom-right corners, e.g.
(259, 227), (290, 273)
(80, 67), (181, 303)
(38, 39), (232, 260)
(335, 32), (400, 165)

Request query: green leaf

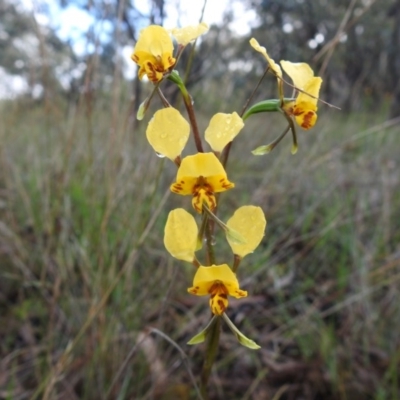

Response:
(136, 100), (147, 121)
(251, 124), (292, 155)
(252, 145), (273, 155)
(168, 70), (184, 86)
(242, 99), (281, 120)
(187, 316), (218, 345)
(222, 313), (261, 350)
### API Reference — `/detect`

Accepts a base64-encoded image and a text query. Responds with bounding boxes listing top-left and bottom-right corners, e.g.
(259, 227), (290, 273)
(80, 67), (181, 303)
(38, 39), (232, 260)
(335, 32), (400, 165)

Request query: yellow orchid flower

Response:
(146, 107), (190, 161)
(204, 112), (244, 152)
(164, 208), (198, 262)
(170, 153), (234, 213)
(226, 206), (266, 258)
(131, 25), (176, 83)
(171, 22), (209, 46)
(280, 61), (323, 129)
(188, 264), (247, 315)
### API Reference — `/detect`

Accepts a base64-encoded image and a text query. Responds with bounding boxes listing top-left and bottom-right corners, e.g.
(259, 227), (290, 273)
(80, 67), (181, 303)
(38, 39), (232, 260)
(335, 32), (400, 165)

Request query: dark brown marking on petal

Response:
(217, 299), (226, 312)
(301, 111), (315, 129)
(220, 179), (233, 190)
(171, 183), (183, 193)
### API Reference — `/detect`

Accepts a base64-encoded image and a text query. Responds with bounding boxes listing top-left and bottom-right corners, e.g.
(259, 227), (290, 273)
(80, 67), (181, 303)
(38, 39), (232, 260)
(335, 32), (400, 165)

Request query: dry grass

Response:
(0, 94), (399, 399)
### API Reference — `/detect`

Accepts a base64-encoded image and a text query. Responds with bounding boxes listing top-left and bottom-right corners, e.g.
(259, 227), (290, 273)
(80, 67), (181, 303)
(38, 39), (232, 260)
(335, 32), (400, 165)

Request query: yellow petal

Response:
(131, 25), (176, 82)
(171, 22), (209, 46)
(171, 176), (198, 196)
(296, 77), (322, 106)
(187, 264), (247, 299)
(170, 153), (234, 212)
(171, 153), (234, 195)
(280, 61), (314, 90)
(164, 208), (198, 262)
(177, 153), (225, 178)
(146, 108), (190, 160)
(280, 62), (322, 109)
(205, 112), (244, 152)
(133, 25), (173, 59)
(293, 103), (318, 130)
(226, 206), (266, 258)
(249, 38), (282, 78)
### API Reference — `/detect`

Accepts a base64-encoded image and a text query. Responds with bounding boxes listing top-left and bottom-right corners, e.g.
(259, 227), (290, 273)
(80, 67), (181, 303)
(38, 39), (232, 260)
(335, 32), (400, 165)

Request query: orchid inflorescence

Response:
(131, 24), (323, 352)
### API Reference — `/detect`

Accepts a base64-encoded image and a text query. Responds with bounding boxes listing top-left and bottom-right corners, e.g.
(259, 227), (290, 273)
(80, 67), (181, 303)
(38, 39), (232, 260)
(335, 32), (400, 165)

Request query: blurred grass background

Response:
(1, 0), (400, 398)
(0, 90), (399, 399)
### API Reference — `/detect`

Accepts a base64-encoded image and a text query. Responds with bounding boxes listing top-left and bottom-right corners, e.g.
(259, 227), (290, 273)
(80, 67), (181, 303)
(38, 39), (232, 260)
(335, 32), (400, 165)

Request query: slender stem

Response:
(258, 124), (291, 154)
(157, 87), (171, 108)
(232, 254), (242, 273)
(181, 85), (204, 153)
(192, 258), (201, 268)
(200, 316), (221, 399)
(183, 0), (208, 85)
(202, 204), (230, 234)
(168, 73), (204, 152)
(282, 111), (298, 154)
(198, 212), (208, 247)
(221, 66), (270, 168)
(239, 66), (270, 119)
(205, 218), (216, 266)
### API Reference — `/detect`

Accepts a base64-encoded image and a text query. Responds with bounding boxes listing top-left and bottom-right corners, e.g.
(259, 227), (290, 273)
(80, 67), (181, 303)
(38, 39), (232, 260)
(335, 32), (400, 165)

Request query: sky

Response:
(34, 0), (256, 52)
(52, 0), (257, 78)
(1, 0), (257, 97)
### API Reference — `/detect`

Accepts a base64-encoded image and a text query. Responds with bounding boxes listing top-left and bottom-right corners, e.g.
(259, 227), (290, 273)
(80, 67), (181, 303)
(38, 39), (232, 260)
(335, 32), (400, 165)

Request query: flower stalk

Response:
(168, 72), (204, 153)
(200, 316), (221, 399)
(130, 23), (326, 398)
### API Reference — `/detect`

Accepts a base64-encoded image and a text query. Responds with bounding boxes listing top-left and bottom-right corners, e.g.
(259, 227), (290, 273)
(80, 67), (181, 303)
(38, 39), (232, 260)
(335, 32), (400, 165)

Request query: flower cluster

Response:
(131, 24), (323, 350)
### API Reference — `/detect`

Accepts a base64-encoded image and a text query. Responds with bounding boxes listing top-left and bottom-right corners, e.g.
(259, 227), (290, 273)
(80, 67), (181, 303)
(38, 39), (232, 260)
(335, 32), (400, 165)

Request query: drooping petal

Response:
(171, 22), (209, 46)
(188, 264), (247, 298)
(205, 112), (244, 152)
(226, 206), (266, 258)
(296, 76), (322, 106)
(164, 208), (198, 262)
(250, 38), (282, 78)
(146, 108), (190, 160)
(280, 61), (314, 90)
(131, 25), (176, 82)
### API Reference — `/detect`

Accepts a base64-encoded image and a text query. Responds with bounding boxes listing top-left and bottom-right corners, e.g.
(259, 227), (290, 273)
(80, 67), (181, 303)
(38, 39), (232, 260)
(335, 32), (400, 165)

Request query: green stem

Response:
(182, 86), (204, 153)
(232, 254), (242, 273)
(168, 73), (204, 153)
(282, 111), (298, 154)
(156, 87), (171, 107)
(200, 316), (221, 398)
(205, 217), (216, 266)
